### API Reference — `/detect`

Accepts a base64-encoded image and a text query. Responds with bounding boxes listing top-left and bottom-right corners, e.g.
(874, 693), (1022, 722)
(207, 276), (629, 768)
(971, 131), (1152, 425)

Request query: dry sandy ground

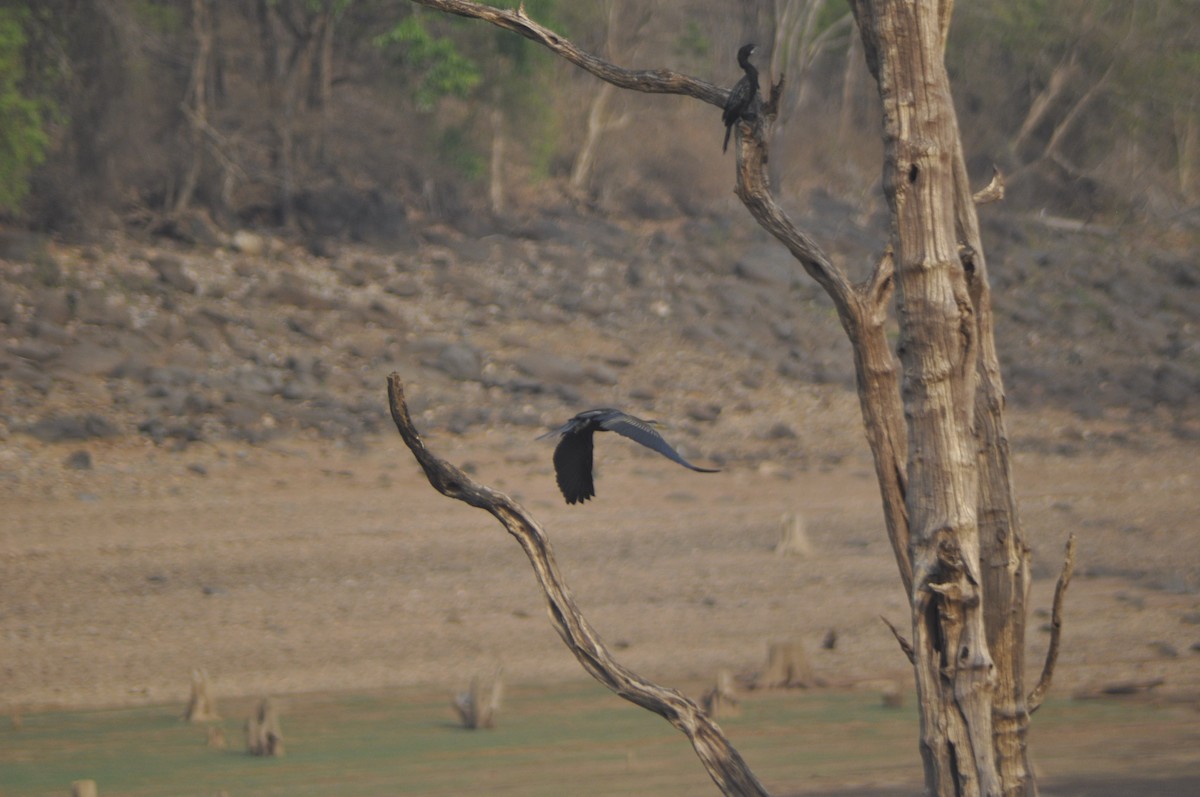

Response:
(2, 399), (1199, 786)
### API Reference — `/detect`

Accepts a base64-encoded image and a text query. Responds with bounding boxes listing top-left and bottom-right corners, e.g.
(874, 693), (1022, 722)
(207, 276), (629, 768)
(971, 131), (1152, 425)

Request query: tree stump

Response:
(453, 668), (504, 730)
(71, 780), (98, 797)
(702, 669), (740, 718)
(183, 668), (219, 722)
(774, 512), (812, 557)
(757, 641), (814, 689)
(245, 697), (284, 756)
(206, 726), (227, 749)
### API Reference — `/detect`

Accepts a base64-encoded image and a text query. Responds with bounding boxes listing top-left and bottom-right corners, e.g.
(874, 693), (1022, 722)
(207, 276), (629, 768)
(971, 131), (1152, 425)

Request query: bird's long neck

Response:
(738, 52), (757, 80)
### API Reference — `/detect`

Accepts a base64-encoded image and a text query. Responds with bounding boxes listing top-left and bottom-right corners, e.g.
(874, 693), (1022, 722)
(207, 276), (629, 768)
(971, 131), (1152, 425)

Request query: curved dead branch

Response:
(387, 374), (770, 797)
(1028, 533), (1076, 713)
(972, 166), (1006, 205)
(409, 0), (726, 107)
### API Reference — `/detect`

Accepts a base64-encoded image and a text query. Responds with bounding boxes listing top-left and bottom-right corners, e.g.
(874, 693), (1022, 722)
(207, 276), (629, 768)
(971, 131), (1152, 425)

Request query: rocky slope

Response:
(1, 196), (1197, 464)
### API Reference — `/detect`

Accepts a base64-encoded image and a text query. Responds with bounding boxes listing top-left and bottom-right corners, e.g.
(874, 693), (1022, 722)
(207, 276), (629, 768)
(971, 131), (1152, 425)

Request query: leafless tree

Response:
(395, 2), (1078, 795)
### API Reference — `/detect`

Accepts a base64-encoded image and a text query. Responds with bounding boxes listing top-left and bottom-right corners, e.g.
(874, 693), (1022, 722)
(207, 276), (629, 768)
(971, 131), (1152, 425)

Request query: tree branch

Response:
(732, 77), (856, 308)
(971, 166), (1005, 206)
(1028, 533), (1076, 713)
(882, 615), (916, 664)
(386, 374), (770, 797)
(409, 0), (727, 107)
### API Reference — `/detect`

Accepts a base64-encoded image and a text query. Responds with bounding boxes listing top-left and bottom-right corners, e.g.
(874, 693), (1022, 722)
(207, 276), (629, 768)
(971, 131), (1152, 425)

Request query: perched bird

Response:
(722, 43), (760, 153)
(539, 408), (720, 505)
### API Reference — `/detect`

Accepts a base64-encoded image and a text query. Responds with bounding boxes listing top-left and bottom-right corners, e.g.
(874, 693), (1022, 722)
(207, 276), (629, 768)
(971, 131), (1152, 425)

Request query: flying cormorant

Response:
(722, 43), (760, 153)
(539, 409), (720, 505)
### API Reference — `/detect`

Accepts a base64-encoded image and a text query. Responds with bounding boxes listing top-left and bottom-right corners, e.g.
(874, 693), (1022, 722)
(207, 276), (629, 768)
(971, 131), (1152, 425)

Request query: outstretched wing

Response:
(553, 428), (596, 504)
(599, 413), (720, 473)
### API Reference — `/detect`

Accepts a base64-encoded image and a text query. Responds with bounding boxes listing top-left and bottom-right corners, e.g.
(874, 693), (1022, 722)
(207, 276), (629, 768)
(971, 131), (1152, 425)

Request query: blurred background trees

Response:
(0, 0), (1195, 237)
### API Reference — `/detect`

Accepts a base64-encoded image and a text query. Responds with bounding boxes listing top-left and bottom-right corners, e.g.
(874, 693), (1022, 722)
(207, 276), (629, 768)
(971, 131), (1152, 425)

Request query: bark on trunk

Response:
(850, 2), (1030, 795)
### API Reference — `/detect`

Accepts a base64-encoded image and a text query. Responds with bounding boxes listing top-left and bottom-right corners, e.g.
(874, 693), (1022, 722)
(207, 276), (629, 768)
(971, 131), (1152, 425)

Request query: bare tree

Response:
(399, 2), (1077, 796)
(173, 0), (214, 217)
(254, 0), (342, 227)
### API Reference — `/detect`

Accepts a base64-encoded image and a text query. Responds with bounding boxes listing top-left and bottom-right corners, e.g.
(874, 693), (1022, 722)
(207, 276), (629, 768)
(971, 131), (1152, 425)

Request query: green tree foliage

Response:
(376, 2), (560, 180)
(375, 15), (481, 111)
(0, 6), (49, 213)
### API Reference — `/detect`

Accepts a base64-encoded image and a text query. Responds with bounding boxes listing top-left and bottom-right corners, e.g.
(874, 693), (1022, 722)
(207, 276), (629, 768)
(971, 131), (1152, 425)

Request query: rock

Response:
(687, 403), (722, 422)
(0, 285), (16, 324)
(26, 414), (120, 442)
(266, 274), (336, 311)
(28, 321), (73, 345)
(58, 340), (127, 377)
(75, 290), (130, 327)
(385, 276), (421, 297)
(170, 209), (224, 247)
(428, 343), (483, 382)
(7, 340), (62, 365)
(584, 361), (620, 386)
(231, 229), (267, 256)
(764, 422), (798, 440)
(30, 288), (72, 326)
(64, 450), (93, 470)
(148, 255), (197, 293)
(513, 351), (589, 386)
(0, 229), (50, 262)
(733, 246), (801, 288)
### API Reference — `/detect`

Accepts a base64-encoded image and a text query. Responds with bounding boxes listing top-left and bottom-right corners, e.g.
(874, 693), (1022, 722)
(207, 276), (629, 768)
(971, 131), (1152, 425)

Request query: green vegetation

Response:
(2, 684), (1191, 797)
(376, 15), (482, 111)
(0, 5), (48, 213)
(0, 0), (1193, 227)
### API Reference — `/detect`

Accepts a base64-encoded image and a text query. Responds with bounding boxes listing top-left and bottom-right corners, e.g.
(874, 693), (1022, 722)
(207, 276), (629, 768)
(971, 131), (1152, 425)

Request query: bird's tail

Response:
(723, 124), (732, 153)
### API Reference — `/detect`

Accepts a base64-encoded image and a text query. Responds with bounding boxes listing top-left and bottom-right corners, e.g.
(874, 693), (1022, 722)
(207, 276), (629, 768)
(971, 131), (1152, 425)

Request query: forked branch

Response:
(1028, 533), (1077, 713)
(387, 374), (770, 797)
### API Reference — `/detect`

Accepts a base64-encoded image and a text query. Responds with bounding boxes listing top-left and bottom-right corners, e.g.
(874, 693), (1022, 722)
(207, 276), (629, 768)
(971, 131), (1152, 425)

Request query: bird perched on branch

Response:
(539, 409), (720, 505)
(722, 43), (760, 153)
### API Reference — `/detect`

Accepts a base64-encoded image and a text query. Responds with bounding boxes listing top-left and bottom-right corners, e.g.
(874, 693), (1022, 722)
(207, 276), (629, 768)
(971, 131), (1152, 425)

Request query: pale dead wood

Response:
(206, 725), (227, 749)
(756, 641), (814, 690)
(972, 167), (1005, 205)
(1028, 534), (1076, 714)
(183, 667), (220, 722)
(774, 511), (812, 558)
(454, 667), (504, 729)
(387, 374), (770, 797)
(71, 781), (98, 797)
(246, 697), (284, 757)
(701, 670), (740, 719)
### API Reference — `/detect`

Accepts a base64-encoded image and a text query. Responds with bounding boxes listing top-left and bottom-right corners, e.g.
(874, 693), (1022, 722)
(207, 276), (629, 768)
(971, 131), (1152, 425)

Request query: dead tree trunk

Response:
(183, 667), (220, 722)
(454, 668), (504, 729)
(246, 697), (284, 757)
(174, 0), (213, 216)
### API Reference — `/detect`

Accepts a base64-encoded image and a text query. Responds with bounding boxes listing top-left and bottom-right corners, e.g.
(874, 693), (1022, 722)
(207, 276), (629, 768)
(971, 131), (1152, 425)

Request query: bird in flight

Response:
(722, 43), (760, 153)
(539, 408), (720, 505)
